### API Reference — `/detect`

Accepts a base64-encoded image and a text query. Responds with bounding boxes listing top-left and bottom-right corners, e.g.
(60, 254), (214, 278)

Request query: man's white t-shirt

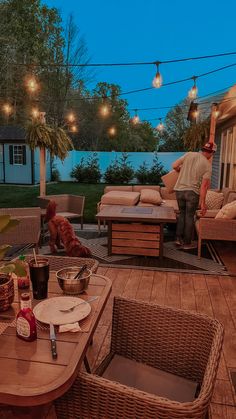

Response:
(174, 152), (212, 195)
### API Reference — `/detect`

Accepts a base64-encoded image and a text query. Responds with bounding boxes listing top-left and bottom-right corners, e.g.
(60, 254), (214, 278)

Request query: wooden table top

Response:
(96, 205), (176, 223)
(0, 271), (112, 407)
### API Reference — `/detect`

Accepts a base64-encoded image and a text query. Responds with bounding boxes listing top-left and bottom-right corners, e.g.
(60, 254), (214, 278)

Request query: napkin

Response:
(59, 322), (82, 333)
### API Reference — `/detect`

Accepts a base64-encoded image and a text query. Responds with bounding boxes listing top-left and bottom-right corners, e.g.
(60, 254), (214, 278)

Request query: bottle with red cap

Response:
(16, 293), (37, 342)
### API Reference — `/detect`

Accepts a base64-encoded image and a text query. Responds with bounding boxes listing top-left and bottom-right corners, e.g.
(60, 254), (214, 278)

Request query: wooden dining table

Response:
(0, 266), (112, 417)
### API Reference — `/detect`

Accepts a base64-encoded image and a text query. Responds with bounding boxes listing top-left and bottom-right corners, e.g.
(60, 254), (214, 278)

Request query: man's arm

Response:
(172, 155), (186, 172)
(199, 178), (210, 216)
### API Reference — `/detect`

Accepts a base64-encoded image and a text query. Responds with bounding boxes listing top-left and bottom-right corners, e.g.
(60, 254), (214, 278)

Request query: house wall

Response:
(0, 144), (4, 182)
(3, 143), (32, 184)
(54, 151), (184, 181)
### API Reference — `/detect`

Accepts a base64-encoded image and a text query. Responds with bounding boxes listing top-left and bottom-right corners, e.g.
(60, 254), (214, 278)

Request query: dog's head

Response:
(45, 200), (57, 222)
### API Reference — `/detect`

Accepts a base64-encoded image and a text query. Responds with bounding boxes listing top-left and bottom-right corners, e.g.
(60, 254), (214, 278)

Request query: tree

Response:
(183, 118), (210, 150)
(26, 113), (73, 196)
(158, 101), (190, 152)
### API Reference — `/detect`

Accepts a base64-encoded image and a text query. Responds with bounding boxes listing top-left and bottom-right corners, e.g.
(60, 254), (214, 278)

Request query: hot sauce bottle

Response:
(16, 293), (37, 342)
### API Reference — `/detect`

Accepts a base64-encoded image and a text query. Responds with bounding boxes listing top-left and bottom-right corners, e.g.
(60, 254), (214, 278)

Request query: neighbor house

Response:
(0, 126), (51, 184)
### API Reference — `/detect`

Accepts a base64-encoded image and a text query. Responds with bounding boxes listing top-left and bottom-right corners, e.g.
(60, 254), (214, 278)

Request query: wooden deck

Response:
(85, 266), (236, 419)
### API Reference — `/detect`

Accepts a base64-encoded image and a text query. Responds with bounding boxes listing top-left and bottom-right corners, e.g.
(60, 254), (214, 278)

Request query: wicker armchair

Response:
(0, 207), (41, 252)
(37, 194), (85, 229)
(54, 297), (224, 419)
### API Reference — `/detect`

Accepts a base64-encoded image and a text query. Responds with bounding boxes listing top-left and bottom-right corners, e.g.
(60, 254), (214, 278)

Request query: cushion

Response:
(104, 186), (133, 193)
(161, 170), (179, 192)
(161, 187), (176, 200)
(215, 200), (236, 219)
(206, 190), (224, 209)
(132, 185), (161, 193)
(162, 200), (179, 212)
(101, 191), (140, 206)
(140, 189), (162, 205)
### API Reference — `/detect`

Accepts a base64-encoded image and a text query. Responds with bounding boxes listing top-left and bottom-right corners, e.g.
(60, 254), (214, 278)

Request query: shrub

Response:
(135, 154), (167, 184)
(135, 162), (150, 184)
(104, 153), (134, 184)
(51, 168), (61, 182)
(71, 153), (101, 183)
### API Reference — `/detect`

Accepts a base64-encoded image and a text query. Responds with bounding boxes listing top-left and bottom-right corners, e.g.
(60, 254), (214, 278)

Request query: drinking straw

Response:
(33, 248), (38, 266)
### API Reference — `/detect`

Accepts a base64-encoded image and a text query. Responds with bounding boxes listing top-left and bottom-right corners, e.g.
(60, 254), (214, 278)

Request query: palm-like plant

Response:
(26, 119), (74, 196)
(0, 215), (26, 275)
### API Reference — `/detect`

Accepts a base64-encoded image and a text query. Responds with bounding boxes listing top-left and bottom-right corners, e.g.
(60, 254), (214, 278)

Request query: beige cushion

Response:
(101, 191), (140, 206)
(161, 187), (176, 200)
(132, 185), (161, 193)
(104, 186), (132, 193)
(206, 190), (224, 209)
(215, 200), (236, 219)
(137, 202), (155, 207)
(161, 170), (179, 192)
(140, 189), (162, 205)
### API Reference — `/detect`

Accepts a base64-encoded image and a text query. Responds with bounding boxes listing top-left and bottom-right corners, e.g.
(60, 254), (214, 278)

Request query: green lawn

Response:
(0, 183), (106, 224)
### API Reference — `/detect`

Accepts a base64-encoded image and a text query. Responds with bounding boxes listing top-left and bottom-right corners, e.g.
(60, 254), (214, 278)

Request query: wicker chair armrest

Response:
(198, 217), (236, 240)
(0, 216), (41, 246)
(195, 209), (219, 218)
(54, 371), (209, 419)
(25, 255), (99, 273)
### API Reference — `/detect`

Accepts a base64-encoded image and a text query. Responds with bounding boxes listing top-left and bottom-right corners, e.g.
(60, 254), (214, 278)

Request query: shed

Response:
(0, 126), (51, 184)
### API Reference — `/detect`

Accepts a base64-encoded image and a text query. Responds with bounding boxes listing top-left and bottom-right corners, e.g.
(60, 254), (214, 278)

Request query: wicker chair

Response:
(0, 207), (41, 252)
(37, 194), (85, 229)
(54, 297), (224, 419)
(25, 254), (99, 273)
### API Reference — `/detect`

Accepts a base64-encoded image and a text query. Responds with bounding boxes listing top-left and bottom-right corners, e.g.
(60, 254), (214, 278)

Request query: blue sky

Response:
(45, 0), (236, 125)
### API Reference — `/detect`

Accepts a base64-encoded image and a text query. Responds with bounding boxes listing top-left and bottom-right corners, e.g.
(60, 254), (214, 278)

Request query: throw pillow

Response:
(140, 189), (162, 205)
(215, 200), (236, 219)
(206, 190), (224, 209)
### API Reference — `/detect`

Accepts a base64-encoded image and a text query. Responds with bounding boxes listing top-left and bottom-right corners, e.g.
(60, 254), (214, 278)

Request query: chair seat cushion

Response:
(101, 191), (140, 206)
(102, 355), (198, 403)
(57, 212), (81, 218)
(162, 200), (179, 212)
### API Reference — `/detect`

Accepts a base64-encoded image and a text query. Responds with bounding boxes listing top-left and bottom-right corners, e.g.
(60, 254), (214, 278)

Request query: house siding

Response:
(4, 143), (32, 184)
(211, 133), (221, 189)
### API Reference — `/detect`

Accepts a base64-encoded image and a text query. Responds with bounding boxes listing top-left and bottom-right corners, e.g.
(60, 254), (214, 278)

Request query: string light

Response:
(26, 76), (39, 93)
(100, 103), (110, 117)
(132, 110), (140, 124)
(2, 103), (12, 116)
(187, 102), (199, 122)
(108, 126), (116, 136)
(67, 112), (76, 123)
(31, 107), (40, 118)
(188, 76), (198, 99)
(212, 103), (220, 118)
(70, 125), (78, 133)
(156, 119), (164, 131)
(152, 62), (162, 88)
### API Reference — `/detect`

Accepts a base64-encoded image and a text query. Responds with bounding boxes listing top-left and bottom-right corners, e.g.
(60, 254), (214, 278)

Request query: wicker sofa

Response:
(195, 189), (236, 258)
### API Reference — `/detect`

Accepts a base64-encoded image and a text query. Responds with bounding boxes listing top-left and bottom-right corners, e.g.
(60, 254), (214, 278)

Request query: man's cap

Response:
(201, 142), (217, 153)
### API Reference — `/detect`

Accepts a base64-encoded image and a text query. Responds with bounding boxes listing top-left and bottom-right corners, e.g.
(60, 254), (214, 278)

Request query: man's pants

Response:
(176, 190), (199, 244)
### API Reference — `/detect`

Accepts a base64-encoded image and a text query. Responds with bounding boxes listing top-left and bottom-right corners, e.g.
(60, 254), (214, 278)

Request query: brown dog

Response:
(45, 200), (92, 257)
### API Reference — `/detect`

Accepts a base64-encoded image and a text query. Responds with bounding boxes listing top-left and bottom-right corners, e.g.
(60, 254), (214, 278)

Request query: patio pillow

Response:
(206, 190), (224, 210)
(140, 189), (162, 205)
(215, 200), (236, 219)
(101, 191), (140, 206)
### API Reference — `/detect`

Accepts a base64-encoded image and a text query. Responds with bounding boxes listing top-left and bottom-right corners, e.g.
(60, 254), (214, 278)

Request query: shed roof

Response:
(0, 126), (26, 141)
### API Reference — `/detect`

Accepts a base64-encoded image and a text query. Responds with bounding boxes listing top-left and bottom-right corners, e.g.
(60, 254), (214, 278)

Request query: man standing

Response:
(172, 142), (216, 249)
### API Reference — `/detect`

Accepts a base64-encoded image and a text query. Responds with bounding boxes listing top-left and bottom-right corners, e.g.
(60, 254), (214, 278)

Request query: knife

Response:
(49, 322), (58, 359)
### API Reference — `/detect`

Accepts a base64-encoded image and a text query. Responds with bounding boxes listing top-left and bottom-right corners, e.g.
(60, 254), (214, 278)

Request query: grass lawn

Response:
(0, 182), (106, 224)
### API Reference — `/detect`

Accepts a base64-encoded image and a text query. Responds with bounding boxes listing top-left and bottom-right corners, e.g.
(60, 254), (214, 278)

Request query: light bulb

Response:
(108, 126), (116, 136)
(213, 109), (220, 118)
(3, 103), (12, 115)
(67, 112), (76, 123)
(31, 108), (39, 118)
(152, 71), (162, 88)
(100, 104), (109, 117)
(188, 85), (198, 99)
(192, 109), (199, 119)
(156, 121), (164, 131)
(26, 77), (38, 93)
(70, 125), (78, 133)
(132, 115), (140, 124)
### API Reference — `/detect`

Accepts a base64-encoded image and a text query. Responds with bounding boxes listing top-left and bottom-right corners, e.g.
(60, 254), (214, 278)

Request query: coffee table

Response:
(96, 205), (176, 258)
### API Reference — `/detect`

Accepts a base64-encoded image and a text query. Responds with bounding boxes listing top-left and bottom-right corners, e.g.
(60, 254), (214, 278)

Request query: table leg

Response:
(107, 221), (112, 256)
(159, 224), (164, 260)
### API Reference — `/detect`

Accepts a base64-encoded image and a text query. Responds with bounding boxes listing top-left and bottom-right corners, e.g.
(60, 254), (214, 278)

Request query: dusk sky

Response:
(45, 0), (236, 126)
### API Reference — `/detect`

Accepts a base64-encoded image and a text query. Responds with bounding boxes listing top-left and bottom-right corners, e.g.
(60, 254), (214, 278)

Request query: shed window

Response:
(9, 145), (26, 165)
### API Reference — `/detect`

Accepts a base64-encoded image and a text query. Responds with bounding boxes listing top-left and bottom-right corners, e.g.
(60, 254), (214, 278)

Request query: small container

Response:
(16, 293), (37, 342)
(56, 266), (92, 295)
(29, 257), (49, 300)
(17, 255), (30, 290)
